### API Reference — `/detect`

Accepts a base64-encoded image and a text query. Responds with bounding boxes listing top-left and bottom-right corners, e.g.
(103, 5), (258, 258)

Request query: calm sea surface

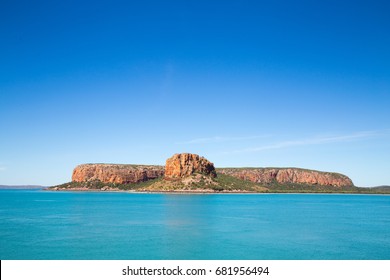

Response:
(0, 189), (389, 260)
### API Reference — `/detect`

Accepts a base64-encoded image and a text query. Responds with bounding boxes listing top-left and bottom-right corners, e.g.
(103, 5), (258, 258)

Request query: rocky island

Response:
(50, 152), (389, 193)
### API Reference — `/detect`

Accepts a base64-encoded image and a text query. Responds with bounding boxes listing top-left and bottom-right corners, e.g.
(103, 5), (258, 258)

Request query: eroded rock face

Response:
(165, 153), (217, 179)
(218, 168), (353, 187)
(72, 164), (164, 184)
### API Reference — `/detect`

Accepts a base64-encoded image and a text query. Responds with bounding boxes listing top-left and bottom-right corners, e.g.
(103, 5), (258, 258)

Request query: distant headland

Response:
(0, 185), (44, 189)
(49, 153), (389, 194)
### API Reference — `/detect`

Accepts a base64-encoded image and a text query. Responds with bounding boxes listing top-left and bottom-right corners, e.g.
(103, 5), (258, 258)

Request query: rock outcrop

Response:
(63, 154), (356, 192)
(218, 168), (353, 187)
(72, 164), (164, 184)
(165, 153), (217, 179)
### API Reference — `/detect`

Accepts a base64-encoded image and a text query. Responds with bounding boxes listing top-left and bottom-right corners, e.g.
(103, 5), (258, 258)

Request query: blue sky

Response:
(1, 0), (389, 187)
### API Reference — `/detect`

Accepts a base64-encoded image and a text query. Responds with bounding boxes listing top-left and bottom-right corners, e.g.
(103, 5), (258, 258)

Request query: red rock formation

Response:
(72, 164), (164, 184)
(218, 168), (353, 187)
(165, 153), (216, 179)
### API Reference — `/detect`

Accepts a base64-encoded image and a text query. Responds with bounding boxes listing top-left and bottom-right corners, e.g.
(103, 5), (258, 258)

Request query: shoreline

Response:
(45, 188), (390, 195)
(46, 187), (255, 194)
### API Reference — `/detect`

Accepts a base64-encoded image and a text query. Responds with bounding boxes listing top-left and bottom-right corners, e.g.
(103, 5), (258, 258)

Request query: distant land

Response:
(0, 185), (44, 189)
(370, 186), (390, 191)
(49, 153), (390, 194)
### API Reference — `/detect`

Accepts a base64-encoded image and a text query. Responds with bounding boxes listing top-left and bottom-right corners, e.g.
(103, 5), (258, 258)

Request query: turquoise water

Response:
(0, 189), (389, 260)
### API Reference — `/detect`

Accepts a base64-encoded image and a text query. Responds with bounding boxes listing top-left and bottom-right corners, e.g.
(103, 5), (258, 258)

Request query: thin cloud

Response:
(177, 135), (270, 145)
(229, 130), (382, 154)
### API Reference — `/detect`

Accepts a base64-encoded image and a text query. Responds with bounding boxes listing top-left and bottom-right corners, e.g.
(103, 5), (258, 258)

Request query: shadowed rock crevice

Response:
(164, 153), (216, 179)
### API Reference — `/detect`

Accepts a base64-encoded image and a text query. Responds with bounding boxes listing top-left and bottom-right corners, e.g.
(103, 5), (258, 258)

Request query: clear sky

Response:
(1, 0), (389, 187)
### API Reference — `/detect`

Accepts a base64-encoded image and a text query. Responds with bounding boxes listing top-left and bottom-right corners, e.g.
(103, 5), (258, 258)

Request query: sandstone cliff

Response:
(165, 153), (217, 179)
(72, 164), (164, 184)
(56, 153), (357, 192)
(217, 168), (353, 187)
(141, 153), (219, 191)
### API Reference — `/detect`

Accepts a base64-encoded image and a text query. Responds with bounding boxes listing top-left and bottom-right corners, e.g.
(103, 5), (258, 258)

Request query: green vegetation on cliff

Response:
(50, 173), (390, 194)
(50, 173), (264, 192)
(51, 178), (160, 191)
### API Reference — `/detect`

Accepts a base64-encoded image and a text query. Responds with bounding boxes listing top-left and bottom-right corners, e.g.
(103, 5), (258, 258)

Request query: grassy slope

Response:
(49, 172), (390, 194)
(50, 173), (266, 192)
(51, 178), (161, 191)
